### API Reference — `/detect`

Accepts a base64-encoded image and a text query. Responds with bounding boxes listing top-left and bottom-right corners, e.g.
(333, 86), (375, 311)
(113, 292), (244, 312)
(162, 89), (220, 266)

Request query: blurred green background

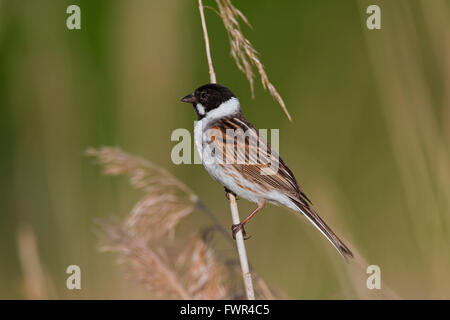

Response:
(1, 0), (449, 299)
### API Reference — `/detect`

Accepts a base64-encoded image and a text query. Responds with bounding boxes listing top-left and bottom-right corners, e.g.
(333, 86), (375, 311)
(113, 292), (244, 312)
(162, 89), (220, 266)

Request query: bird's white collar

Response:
(205, 97), (241, 122)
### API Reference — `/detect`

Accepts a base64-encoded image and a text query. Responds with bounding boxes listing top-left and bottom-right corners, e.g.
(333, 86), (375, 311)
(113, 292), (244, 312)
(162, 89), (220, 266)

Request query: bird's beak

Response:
(181, 93), (196, 104)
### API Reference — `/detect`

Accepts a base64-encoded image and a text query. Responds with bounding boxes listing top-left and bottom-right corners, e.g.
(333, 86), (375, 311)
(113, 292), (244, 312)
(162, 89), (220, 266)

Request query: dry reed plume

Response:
(212, 0), (292, 121)
(88, 147), (276, 299)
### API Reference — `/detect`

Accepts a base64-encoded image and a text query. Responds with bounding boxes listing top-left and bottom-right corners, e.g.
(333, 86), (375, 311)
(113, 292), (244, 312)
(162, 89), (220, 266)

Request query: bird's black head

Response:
(181, 83), (236, 119)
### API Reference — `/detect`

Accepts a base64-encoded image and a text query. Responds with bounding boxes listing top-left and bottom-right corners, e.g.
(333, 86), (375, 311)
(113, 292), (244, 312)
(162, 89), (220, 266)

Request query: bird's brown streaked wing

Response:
(208, 115), (353, 261)
(208, 115), (311, 204)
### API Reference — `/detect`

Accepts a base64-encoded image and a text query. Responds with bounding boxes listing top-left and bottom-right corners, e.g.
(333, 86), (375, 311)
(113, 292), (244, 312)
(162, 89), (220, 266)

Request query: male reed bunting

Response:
(181, 84), (353, 261)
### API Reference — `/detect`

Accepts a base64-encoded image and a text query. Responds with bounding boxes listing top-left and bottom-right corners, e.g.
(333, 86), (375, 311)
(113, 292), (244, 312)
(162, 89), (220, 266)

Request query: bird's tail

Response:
(290, 197), (353, 262)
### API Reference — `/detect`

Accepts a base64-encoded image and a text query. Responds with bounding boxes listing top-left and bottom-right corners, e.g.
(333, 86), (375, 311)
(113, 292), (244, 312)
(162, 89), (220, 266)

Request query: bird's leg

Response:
(224, 187), (237, 200)
(231, 202), (266, 240)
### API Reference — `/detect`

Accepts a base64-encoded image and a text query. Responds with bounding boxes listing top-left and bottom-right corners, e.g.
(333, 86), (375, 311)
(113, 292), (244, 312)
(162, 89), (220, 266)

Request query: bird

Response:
(181, 83), (353, 261)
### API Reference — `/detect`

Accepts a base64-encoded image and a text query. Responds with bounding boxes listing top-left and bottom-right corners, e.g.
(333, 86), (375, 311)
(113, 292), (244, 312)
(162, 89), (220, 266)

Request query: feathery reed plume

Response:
(97, 219), (193, 299)
(86, 147), (196, 239)
(176, 236), (227, 299)
(214, 0), (292, 121)
(97, 219), (276, 299)
(86, 147), (196, 200)
(87, 147), (231, 240)
(89, 147), (278, 299)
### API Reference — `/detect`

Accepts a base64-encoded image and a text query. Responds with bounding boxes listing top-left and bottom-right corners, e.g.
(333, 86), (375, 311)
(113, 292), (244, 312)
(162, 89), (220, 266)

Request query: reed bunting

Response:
(181, 83), (353, 261)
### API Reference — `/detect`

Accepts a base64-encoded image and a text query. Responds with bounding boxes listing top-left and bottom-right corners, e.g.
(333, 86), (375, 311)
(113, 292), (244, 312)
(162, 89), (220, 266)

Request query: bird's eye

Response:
(200, 92), (208, 100)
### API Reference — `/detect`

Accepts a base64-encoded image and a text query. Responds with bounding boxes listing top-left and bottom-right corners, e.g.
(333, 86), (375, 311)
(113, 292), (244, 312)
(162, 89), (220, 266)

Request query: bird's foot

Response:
(231, 223), (250, 240)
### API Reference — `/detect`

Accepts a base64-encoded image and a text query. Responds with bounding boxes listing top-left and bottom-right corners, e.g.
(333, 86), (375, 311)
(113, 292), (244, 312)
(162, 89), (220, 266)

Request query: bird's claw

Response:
(231, 223), (250, 240)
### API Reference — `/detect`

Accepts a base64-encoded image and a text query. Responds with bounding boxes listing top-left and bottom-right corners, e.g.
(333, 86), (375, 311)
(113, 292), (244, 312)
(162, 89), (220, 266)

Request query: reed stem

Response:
(197, 0), (255, 300)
